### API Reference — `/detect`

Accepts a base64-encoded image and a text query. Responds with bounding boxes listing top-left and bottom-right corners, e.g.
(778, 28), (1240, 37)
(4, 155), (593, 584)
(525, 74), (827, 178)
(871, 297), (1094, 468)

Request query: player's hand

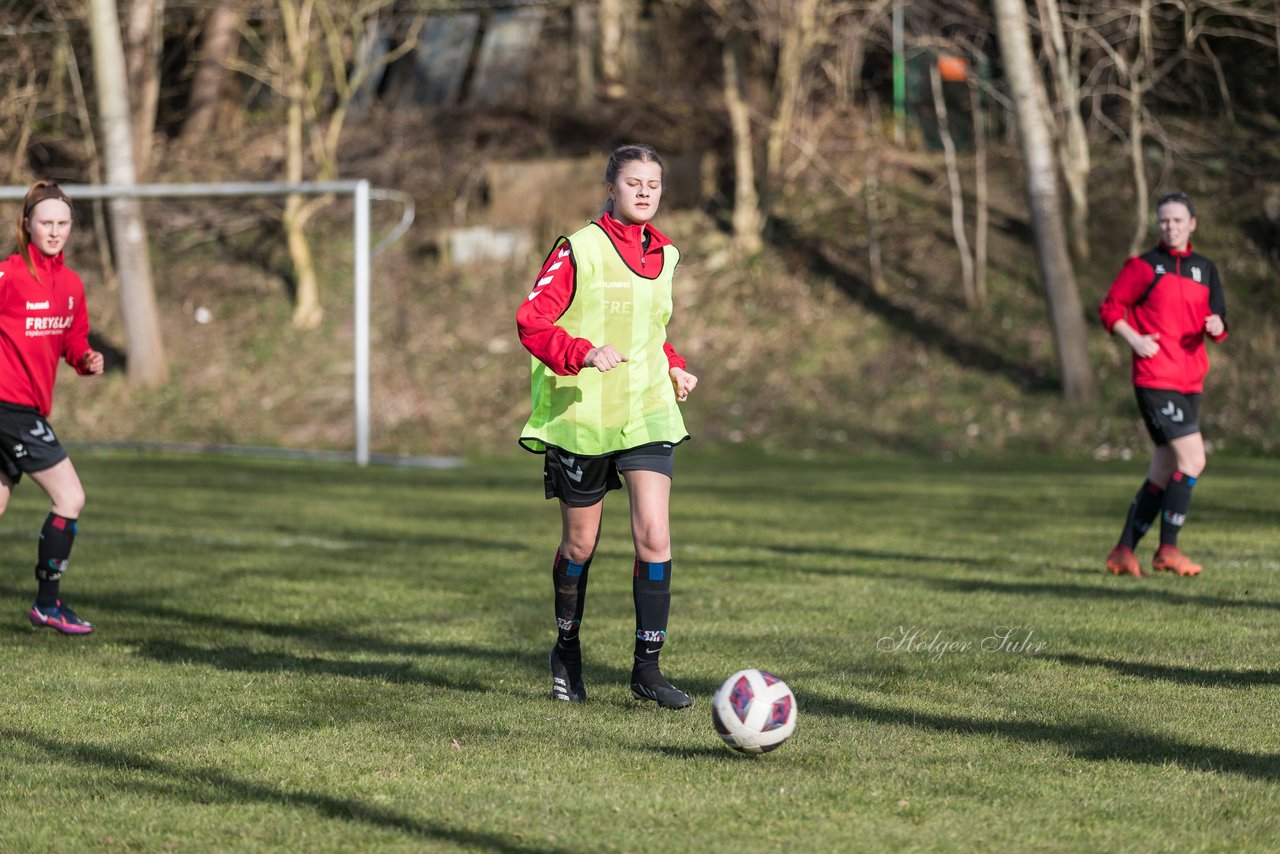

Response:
(584, 345), (627, 372)
(670, 367), (697, 402)
(1129, 332), (1160, 359)
(81, 349), (105, 375)
(1204, 314), (1224, 337)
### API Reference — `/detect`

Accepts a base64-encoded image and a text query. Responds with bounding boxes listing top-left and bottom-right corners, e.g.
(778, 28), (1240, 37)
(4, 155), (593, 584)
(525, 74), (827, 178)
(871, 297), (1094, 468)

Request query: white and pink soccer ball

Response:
(711, 669), (798, 754)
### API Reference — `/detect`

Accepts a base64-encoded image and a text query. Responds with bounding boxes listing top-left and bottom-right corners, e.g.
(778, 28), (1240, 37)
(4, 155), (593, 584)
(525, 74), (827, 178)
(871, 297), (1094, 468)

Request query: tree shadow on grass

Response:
(0, 726), (569, 853)
(0, 584), (537, 691)
(752, 543), (985, 565)
(798, 693), (1280, 782)
(1047, 652), (1280, 688)
(791, 563), (1280, 612)
(132, 639), (491, 692)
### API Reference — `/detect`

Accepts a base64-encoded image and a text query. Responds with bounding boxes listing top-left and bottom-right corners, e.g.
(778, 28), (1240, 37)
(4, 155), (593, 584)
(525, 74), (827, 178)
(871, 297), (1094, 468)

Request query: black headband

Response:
(24, 185), (73, 218)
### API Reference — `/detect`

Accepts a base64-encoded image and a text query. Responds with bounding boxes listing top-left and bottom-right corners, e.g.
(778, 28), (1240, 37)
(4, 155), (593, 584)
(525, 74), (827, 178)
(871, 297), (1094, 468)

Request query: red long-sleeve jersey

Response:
(0, 249), (94, 415)
(1099, 242), (1228, 394)
(517, 212), (687, 376)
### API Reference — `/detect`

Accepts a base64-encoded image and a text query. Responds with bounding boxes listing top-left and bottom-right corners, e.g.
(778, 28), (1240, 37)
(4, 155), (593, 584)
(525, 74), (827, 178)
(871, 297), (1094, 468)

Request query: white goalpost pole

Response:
(353, 179), (371, 466)
(1, 180), (382, 466)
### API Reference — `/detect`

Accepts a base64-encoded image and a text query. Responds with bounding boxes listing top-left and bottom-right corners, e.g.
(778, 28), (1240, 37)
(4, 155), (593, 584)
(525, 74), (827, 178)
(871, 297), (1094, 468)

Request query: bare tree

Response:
(721, 27), (764, 253)
(227, 0), (422, 328)
(599, 0), (626, 98)
(691, 0), (854, 252)
(124, 0), (163, 180)
(764, 0), (821, 197)
(994, 0), (1096, 403)
(1036, 0), (1091, 261)
(87, 0), (169, 385)
(929, 59), (976, 307)
(571, 1), (597, 108)
(969, 74), (989, 305)
(180, 0), (240, 142)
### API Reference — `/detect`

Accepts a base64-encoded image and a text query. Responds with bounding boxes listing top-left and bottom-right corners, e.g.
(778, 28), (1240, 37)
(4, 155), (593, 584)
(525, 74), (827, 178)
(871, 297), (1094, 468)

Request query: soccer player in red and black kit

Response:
(1100, 191), (1228, 578)
(0, 181), (105, 632)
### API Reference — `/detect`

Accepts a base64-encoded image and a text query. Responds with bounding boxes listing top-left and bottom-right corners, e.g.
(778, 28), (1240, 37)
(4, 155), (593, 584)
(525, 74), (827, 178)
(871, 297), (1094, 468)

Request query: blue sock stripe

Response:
(647, 561), (667, 582)
(566, 560), (585, 578)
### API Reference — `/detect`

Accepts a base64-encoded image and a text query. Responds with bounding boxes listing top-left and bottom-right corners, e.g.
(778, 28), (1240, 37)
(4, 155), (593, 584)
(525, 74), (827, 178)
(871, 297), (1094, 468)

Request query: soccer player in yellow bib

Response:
(517, 144), (697, 708)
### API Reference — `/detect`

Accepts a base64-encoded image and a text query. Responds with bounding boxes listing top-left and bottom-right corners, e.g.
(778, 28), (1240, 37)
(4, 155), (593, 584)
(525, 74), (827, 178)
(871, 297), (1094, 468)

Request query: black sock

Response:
(1118, 480), (1164, 549)
(633, 558), (672, 669)
(1160, 471), (1196, 548)
(552, 550), (591, 655)
(35, 513), (77, 607)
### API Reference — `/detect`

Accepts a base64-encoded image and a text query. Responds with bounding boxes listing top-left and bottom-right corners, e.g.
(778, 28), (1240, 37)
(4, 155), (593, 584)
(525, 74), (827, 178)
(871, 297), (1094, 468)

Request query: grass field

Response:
(1, 449), (1277, 852)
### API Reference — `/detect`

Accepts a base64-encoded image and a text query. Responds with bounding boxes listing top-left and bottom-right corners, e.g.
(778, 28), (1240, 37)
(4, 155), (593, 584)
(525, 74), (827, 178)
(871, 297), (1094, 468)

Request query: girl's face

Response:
(26, 198), (73, 258)
(1157, 201), (1196, 252)
(608, 160), (663, 226)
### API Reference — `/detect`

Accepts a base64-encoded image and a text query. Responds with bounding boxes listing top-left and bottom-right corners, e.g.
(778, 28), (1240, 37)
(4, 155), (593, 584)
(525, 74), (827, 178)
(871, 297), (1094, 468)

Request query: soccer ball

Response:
(711, 669), (797, 754)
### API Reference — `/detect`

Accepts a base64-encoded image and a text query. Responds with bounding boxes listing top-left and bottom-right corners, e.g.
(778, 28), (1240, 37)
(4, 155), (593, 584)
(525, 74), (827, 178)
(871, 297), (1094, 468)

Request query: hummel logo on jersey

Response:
(1160, 401), (1185, 423)
(526, 248), (571, 301)
(1191, 266), (1202, 283)
(27, 300), (50, 310)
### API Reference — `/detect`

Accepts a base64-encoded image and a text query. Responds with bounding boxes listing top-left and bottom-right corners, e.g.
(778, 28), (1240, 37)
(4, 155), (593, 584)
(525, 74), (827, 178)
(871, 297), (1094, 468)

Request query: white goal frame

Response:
(2, 180), (384, 466)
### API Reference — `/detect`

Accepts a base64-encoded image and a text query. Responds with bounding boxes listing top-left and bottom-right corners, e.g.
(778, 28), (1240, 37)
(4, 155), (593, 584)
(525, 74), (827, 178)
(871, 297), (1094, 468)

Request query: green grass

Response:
(1, 450), (1278, 852)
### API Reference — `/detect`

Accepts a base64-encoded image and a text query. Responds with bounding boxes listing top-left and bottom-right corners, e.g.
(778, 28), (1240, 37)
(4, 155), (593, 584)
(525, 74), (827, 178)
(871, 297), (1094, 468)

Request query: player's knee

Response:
(53, 487), (86, 519)
(1177, 450), (1206, 478)
(632, 524), (671, 561)
(559, 539), (595, 564)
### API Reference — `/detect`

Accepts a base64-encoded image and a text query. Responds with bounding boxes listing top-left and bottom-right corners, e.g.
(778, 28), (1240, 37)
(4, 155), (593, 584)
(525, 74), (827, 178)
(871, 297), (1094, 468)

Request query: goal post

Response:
(1, 180), (386, 466)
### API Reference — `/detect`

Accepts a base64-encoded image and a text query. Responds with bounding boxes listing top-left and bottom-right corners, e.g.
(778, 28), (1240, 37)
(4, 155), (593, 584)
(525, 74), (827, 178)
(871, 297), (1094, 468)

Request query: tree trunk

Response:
(765, 0), (818, 199)
(863, 101), (885, 294)
(930, 61), (976, 308)
(88, 0), (168, 386)
(722, 29), (763, 255)
(1126, 81), (1149, 258)
(284, 83), (323, 330)
(1039, 0), (1091, 262)
(181, 0), (239, 142)
(125, 0), (164, 180)
(572, 1), (596, 108)
(994, 0), (1096, 403)
(599, 0), (625, 98)
(971, 79), (989, 305)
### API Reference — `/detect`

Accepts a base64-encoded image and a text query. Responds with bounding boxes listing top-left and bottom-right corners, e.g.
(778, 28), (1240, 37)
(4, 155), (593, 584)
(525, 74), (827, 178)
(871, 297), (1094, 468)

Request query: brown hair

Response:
(602, 144), (664, 215)
(1156, 190), (1195, 218)
(17, 180), (74, 279)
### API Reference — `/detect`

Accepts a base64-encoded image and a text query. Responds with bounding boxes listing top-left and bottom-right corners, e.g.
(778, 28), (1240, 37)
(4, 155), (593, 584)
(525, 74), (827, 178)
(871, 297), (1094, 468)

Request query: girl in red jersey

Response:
(1100, 191), (1228, 578)
(0, 181), (104, 632)
(517, 144), (697, 708)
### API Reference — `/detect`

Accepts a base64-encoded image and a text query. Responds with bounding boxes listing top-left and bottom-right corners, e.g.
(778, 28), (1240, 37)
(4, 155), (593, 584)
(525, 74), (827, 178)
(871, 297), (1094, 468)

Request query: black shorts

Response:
(543, 442), (677, 507)
(1135, 387), (1201, 445)
(0, 402), (68, 483)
